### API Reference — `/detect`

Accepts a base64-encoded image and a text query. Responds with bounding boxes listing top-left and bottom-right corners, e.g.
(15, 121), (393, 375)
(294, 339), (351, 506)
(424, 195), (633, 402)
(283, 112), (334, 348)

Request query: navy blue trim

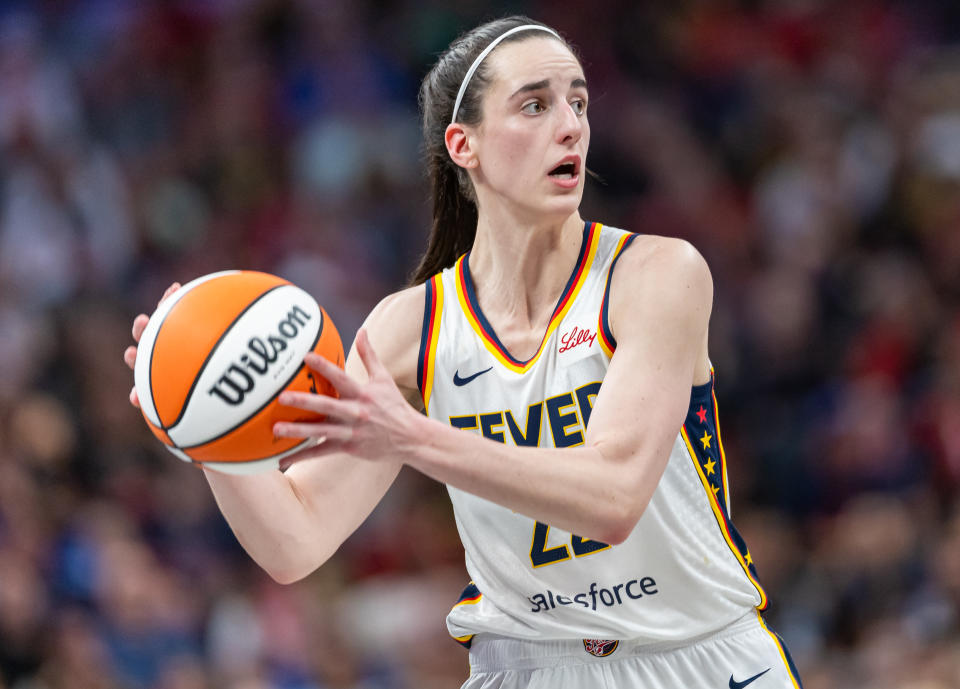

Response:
(689, 377), (714, 402)
(599, 232), (638, 352)
(456, 581), (480, 603)
(684, 377), (728, 513)
(727, 521), (761, 590)
(684, 377), (764, 589)
(416, 277), (434, 400)
(451, 582), (481, 649)
(461, 222), (591, 366)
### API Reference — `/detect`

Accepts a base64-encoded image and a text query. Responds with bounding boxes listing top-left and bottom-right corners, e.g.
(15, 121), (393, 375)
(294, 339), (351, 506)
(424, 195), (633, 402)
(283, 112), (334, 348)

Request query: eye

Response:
(570, 98), (587, 115)
(521, 100), (545, 115)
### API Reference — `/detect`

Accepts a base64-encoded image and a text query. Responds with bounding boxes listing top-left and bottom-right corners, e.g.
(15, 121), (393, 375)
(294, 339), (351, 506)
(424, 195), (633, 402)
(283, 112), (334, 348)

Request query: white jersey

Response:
(416, 222), (767, 647)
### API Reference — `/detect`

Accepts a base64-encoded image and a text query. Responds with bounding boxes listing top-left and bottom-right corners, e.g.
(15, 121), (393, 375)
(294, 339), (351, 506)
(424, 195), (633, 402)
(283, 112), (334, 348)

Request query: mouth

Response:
(548, 156), (581, 180)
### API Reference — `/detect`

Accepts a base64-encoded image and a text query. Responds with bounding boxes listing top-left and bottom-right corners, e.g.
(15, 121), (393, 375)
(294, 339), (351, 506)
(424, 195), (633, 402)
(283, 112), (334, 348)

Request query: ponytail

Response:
(409, 152), (477, 285)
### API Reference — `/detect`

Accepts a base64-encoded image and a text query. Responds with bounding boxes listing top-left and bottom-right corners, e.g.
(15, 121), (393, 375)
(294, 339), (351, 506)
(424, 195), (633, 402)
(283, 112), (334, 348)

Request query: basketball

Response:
(133, 270), (343, 474)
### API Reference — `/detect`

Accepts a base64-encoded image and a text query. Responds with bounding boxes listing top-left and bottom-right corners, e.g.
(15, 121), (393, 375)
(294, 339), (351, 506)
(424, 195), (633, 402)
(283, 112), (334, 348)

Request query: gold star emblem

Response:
(745, 552), (753, 566)
(700, 431), (712, 449)
(704, 458), (717, 476)
(711, 483), (720, 495)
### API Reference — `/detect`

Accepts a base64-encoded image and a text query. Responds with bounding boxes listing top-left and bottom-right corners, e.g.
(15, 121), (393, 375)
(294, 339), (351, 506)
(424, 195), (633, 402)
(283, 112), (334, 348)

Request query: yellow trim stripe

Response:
(680, 425), (768, 609)
(598, 329), (615, 359)
(422, 275), (444, 414)
(455, 225), (603, 374)
(756, 611), (803, 689)
(597, 232), (633, 358)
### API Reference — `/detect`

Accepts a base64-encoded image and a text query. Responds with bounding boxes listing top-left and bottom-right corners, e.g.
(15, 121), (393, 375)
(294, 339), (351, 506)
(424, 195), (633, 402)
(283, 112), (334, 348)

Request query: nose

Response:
(556, 101), (583, 145)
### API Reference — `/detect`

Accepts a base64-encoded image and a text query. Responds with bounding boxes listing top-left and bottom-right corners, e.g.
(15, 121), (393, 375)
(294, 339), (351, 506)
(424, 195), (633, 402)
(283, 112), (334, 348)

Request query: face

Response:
(464, 37), (589, 220)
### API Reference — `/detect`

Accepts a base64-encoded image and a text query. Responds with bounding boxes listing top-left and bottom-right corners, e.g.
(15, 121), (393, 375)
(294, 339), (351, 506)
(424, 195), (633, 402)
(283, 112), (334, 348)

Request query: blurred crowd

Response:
(0, 0), (958, 687)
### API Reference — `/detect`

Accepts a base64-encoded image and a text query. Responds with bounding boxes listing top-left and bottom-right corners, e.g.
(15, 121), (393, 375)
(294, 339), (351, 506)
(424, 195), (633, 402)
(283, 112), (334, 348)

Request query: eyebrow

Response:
(509, 77), (588, 100)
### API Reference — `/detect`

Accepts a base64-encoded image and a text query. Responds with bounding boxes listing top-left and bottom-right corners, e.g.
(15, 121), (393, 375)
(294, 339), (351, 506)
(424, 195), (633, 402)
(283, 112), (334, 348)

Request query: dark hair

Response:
(409, 16), (573, 285)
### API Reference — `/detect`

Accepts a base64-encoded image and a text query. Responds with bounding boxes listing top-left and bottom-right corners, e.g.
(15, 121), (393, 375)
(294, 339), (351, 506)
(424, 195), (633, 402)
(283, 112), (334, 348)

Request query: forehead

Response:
(483, 36), (584, 92)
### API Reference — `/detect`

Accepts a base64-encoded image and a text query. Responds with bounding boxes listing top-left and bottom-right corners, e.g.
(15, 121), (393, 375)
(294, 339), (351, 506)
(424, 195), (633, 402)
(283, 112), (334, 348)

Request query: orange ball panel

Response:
(144, 418), (173, 447)
(150, 272), (290, 428)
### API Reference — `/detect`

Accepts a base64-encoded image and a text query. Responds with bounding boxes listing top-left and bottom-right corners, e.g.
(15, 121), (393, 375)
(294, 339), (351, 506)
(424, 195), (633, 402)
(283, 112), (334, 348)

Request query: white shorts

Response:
(461, 612), (802, 689)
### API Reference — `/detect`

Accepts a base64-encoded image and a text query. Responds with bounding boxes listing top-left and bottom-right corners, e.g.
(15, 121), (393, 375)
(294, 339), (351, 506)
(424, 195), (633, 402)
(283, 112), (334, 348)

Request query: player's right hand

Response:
(124, 282), (181, 408)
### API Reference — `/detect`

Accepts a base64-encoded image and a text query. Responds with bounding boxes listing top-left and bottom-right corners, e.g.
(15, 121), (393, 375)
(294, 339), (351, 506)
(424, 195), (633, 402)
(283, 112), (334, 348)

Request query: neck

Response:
(468, 210), (585, 327)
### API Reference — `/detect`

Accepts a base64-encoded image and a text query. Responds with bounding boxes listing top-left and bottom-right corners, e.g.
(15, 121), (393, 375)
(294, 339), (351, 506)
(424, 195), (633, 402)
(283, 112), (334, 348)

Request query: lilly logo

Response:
(559, 325), (597, 354)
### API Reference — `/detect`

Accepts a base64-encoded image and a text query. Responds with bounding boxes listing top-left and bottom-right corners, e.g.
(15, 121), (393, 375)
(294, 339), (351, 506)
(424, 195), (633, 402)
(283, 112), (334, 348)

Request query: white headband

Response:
(450, 24), (561, 125)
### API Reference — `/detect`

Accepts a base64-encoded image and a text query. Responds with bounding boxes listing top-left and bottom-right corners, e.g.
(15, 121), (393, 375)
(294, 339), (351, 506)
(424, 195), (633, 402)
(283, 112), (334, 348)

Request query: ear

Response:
(444, 123), (478, 170)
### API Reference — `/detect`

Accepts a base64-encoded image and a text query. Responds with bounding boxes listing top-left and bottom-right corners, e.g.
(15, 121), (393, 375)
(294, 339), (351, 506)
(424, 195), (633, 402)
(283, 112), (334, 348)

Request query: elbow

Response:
(588, 445), (663, 545)
(599, 526), (632, 547)
(264, 564), (313, 585)
(594, 499), (648, 546)
(596, 518), (638, 547)
(256, 543), (333, 585)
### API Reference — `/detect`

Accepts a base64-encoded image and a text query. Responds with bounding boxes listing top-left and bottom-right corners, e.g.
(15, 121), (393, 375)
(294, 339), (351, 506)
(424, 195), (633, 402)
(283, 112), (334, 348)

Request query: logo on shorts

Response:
(729, 668), (770, 689)
(582, 639), (619, 657)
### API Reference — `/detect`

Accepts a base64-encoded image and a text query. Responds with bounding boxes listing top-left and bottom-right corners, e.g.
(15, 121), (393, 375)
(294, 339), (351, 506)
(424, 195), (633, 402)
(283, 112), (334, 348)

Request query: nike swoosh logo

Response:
(453, 366), (493, 386)
(729, 668), (770, 689)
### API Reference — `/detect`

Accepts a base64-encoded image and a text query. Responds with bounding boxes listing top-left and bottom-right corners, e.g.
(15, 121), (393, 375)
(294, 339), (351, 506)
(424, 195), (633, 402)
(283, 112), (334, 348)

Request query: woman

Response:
(126, 16), (802, 689)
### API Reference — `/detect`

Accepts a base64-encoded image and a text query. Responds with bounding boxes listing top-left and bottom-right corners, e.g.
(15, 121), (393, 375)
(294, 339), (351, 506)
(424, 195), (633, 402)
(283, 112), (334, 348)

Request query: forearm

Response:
(404, 413), (670, 544)
(203, 469), (327, 583)
(203, 455), (400, 583)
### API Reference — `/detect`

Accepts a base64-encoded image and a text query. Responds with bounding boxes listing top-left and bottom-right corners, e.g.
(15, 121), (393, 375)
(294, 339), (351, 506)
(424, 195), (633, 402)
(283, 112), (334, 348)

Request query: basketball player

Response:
(126, 16), (802, 688)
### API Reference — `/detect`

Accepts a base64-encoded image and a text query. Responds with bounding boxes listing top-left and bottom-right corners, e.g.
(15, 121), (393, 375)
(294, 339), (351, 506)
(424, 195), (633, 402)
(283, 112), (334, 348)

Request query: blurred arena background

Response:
(1, 1), (959, 687)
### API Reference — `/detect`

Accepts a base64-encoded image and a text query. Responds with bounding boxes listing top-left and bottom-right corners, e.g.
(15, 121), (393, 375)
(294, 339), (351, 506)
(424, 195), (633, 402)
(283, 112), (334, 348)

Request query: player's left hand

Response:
(273, 329), (422, 466)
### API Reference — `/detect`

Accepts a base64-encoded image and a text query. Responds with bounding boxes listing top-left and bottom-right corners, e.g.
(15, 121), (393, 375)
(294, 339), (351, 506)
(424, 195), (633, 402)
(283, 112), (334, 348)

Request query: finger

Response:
(124, 345), (138, 370)
(303, 353), (362, 398)
(158, 282), (181, 307)
(355, 329), (389, 379)
(132, 314), (149, 342)
(129, 386), (140, 408)
(277, 391), (363, 421)
(273, 421), (353, 442)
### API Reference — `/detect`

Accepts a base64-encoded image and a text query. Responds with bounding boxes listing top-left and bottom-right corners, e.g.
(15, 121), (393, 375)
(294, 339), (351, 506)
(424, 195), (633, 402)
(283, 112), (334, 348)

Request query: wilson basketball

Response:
(133, 270), (343, 474)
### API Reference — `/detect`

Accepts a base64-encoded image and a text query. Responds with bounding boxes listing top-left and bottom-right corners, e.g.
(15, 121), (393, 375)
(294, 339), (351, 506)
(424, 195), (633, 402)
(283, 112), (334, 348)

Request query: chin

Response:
(501, 188), (583, 223)
(540, 195), (582, 218)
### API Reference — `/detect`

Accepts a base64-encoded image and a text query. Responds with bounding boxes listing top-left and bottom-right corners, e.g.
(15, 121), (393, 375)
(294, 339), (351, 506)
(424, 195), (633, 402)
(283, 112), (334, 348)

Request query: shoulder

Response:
(365, 282), (428, 328)
(617, 234), (710, 281)
(608, 235), (713, 335)
(613, 234), (712, 300)
(354, 283), (428, 399)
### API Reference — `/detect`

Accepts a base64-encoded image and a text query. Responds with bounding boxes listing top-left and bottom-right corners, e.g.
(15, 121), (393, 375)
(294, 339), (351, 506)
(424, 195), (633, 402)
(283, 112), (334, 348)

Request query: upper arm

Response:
(279, 284), (427, 557)
(343, 284), (426, 409)
(585, 236), (713, 481)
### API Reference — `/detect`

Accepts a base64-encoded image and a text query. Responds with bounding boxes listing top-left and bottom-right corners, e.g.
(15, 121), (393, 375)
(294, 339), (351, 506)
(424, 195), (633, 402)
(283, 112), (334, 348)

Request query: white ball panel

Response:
(167, 284), (322, 448)
(167, 446), (197, 465)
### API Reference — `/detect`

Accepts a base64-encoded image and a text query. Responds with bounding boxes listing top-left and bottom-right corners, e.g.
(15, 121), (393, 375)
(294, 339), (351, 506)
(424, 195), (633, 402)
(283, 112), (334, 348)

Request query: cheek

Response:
(483, 127), (539, 181)
(499, 128), (533, 166)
